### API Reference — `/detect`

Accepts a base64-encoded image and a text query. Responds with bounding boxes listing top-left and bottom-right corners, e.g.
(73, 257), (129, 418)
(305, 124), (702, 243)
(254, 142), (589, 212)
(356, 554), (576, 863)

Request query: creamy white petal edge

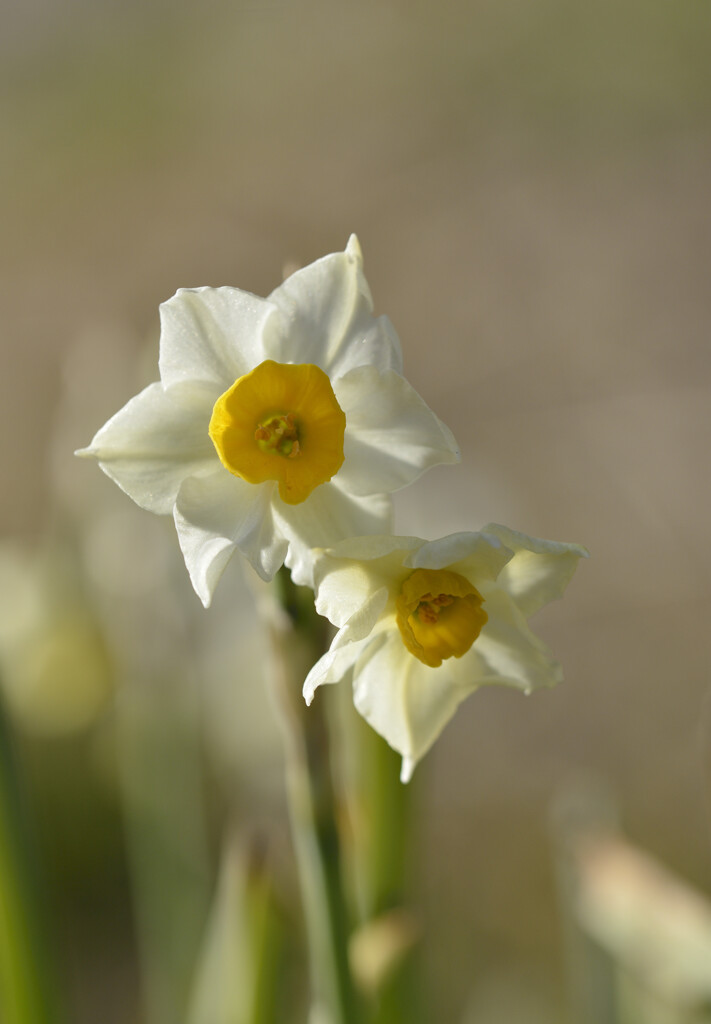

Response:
(76, 380), (219, 514)
(265, 235), (404, 378)
(79, 236), (463, 600)
(334, 366), (460, 495)
(304, 530), (587, 780)
(482, 523), (589, 617)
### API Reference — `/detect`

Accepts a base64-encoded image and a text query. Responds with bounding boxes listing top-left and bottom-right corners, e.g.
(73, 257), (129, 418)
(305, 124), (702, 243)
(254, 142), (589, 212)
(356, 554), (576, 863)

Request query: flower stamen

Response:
(254, 412), (301, 458)
(416, 592), (454, 623)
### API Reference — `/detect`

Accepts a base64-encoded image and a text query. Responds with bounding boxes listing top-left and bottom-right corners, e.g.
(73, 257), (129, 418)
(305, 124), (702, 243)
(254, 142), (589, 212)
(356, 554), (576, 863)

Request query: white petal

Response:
(77, 381), (218, 514)
(352, 630), (482, 778)
(303, 634), (374, 705)
(331, 587), (390, 648)
(481, 524), (588, 618)
(328, 314), (404, 379)
(159, 287), (280, 389)
(174, 470), (285, 606)
(473, 584), (564, 692)
(333, 367), (460, 495)
(266, 237), (403, 376)
(274, 484), (392, 588)
(320, 534), (423, 564)
(312, 535), (420, 629)
(408, 530), (513, 582)
(350, 576), (567, 774)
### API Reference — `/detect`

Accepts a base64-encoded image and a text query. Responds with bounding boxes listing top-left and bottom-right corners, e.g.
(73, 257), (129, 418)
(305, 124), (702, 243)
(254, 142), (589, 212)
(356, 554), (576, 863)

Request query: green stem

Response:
(352, 711), (424, 1024)
(361, 730), (412, 922)
(244, 848), (284, 1024)
(269, 568), (363, 1024)
(0, 699), (61, 1024)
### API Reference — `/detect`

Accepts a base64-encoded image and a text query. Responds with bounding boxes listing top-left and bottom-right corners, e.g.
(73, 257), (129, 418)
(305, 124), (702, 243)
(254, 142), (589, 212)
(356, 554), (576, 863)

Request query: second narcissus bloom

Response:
(78, 237), (459, 605)
(304, 525), (587, 781)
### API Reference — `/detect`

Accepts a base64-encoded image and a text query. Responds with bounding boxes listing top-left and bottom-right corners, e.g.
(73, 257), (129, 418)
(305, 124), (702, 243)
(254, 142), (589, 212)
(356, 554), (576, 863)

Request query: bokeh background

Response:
(2, 1), (711, 1021)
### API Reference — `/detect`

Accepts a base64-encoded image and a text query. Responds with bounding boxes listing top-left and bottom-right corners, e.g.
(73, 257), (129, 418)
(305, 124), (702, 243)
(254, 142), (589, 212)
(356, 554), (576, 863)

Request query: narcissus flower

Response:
(304, 526), (587, 781)
(78, 237), (459, 605)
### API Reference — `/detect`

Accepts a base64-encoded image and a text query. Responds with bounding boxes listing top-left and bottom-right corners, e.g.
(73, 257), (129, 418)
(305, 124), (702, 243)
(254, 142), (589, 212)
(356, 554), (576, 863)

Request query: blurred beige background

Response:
(2, 1), (711, 1021)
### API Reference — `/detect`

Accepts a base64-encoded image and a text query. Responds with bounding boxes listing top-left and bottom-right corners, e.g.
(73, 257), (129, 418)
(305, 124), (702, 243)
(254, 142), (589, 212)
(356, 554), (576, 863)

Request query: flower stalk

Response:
(269, 568), (363, 1024)
(0, 699), (61, 1024)
(348, 713), (423, 1024)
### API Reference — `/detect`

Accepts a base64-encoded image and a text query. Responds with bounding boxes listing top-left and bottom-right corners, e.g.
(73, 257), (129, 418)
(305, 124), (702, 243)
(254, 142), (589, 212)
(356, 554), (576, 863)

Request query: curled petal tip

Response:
(346, 234), (363, 263)
(439, 420), (461, 462)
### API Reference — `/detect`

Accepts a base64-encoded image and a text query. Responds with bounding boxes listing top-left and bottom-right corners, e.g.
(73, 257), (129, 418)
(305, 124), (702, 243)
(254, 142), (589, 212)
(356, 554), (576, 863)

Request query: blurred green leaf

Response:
(188, 833), (283, 1024)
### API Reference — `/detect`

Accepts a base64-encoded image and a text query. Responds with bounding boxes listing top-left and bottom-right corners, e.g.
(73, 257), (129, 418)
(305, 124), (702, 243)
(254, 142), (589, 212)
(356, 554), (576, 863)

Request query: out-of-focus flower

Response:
(78, 237), (459, 605)
(0, 543), (113, 735)
(304, 525), (587, 781)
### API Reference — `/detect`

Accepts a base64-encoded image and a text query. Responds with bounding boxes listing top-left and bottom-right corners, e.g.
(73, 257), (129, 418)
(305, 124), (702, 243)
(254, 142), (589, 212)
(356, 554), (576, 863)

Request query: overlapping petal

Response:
(351, 631), (483, 783)
(303, 633), (376, 705)
(266, 235), (403, 377)
(312, 535), (421, 628)
(474, 585), (563, 692)
(159, 287), (279, 388)
(482, 523), (589, 617)
(333, 367), (460, 495)
(273, 484), (392, 588)
(174, 469), (285, 606)
(328, 314), (403, 380)
(78, 381), (218, 514)
(408, 531), (512, 581)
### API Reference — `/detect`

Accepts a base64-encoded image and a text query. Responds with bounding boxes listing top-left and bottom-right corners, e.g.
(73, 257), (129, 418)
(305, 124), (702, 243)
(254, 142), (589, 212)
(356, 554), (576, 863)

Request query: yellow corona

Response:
(396, 568), (487, 667)
(209, 360), (346, 504)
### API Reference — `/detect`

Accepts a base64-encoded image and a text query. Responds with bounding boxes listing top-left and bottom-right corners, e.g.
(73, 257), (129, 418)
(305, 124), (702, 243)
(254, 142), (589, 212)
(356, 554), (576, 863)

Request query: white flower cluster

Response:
(81, 236), (586, 779)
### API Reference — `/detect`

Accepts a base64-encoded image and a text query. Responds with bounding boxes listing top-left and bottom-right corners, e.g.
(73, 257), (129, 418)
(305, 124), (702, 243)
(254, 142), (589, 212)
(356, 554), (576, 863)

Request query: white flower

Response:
(304, 525), (587, 781)
(78, 237), (459, 605)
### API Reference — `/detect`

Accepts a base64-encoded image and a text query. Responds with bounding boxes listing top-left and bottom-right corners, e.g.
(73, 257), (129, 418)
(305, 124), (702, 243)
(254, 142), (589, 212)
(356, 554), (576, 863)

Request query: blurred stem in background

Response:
(116, 671), (212, 1024)
(188, 831), (284, 1024)
(269, 567), (365, 1024)
(0, 695), (62, 1024)
(551, 784), (620, 1024)
(85, 540), (213, 1024)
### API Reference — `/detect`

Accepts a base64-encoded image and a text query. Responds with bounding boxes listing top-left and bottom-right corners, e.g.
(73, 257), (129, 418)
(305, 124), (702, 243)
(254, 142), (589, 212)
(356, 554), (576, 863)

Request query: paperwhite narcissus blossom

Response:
(304, 525), (588, 782)
(77, 237), (459, 605)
